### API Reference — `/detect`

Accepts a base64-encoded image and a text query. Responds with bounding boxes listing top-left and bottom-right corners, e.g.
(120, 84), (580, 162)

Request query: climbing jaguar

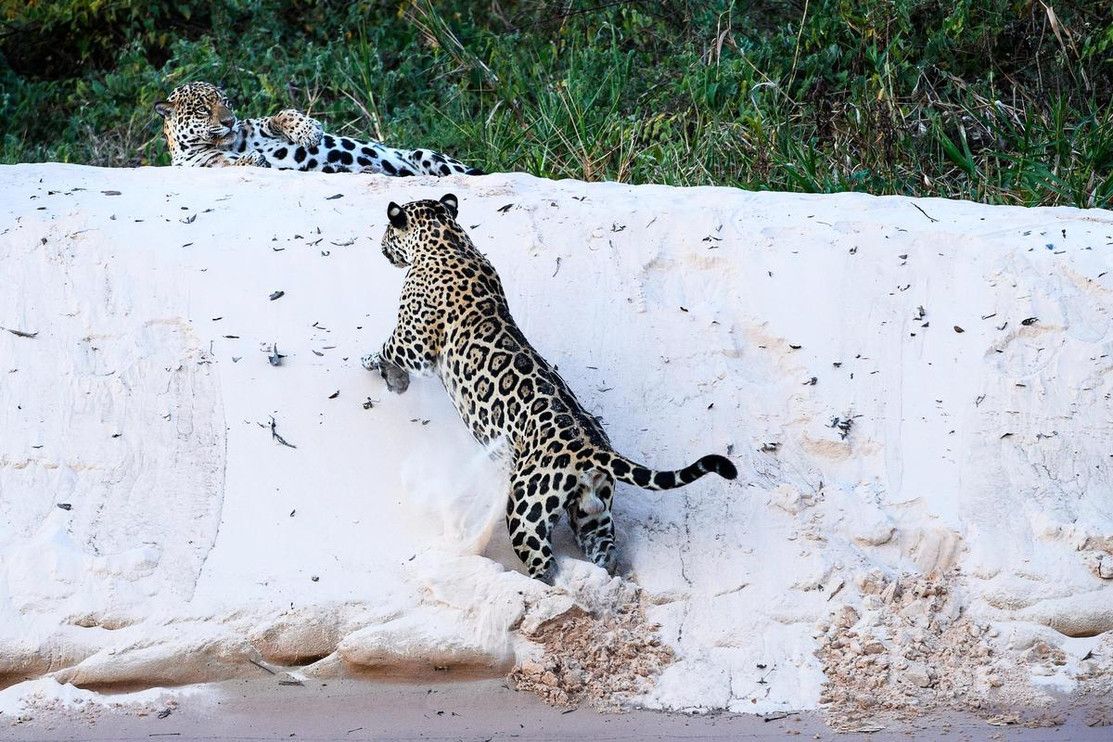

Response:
(154, 81), (483, 175)
(362, 194), (737, 583)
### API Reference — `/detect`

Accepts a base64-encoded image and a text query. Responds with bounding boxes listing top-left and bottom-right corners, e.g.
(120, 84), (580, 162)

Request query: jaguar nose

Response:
(220, 115), (235, 129)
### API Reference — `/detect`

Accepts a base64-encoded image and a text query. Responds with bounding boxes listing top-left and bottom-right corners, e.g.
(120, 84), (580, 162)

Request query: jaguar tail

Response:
(598, 450), (737, 491)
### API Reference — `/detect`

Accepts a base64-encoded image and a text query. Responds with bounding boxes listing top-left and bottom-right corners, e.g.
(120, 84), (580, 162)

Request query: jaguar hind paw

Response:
(535, 561), (557, 586)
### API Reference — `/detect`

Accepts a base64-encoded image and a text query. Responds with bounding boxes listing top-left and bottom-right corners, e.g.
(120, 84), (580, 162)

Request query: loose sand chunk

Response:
(815, 571), (1066, 729)
(509, 592), (674, 710)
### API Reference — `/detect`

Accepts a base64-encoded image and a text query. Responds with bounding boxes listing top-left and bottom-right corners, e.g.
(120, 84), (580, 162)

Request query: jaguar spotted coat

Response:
(154, 82), (482, 175)
(362, 194), (737, 583)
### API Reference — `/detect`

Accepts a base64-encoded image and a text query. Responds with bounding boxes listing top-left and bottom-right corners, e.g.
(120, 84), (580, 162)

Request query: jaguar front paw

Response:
(235, 151), (270, 168)
(381, 363), (410, 394)
(363, 353), (409, 394)
(361, 352), (382, 371)
(272, 109), (323, 147)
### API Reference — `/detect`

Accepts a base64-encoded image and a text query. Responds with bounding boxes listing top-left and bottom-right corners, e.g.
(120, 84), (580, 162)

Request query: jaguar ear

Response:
(439, 193), (459, 218)
(154, 100), (173, 118)
(387, 202), (407, 229)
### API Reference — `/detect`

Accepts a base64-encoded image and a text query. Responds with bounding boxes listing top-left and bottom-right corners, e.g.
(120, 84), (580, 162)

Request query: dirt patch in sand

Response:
(815, 570), (1097, 731)
(508, 592), (674, 710)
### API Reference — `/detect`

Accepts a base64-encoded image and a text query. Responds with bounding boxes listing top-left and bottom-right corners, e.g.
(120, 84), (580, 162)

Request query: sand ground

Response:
(4, 164), (1112, 718)
(3, 165), (1112, 739)
(3, 678), (1110, 742)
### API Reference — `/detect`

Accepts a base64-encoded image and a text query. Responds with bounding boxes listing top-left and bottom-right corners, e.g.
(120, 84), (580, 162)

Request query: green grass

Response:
(1, 0), (1110, 207)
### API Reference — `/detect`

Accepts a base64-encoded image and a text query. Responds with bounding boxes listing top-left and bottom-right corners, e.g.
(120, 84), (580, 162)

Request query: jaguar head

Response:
(154, 81), (241, 158)
(381, 194), (460, 268)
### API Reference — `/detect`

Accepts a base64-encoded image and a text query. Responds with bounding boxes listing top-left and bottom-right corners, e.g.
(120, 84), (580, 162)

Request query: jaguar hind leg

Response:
(576, 470), (608, 515)
(505, 471), (576, 583)
(566, 474), (617, 574)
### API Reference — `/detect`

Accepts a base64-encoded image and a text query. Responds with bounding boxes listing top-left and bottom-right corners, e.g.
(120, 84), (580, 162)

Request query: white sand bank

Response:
(1, 164), (1110, 718)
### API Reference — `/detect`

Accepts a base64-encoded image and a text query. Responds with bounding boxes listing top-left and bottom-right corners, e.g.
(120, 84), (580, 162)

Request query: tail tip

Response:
(701, 454), (737, 481)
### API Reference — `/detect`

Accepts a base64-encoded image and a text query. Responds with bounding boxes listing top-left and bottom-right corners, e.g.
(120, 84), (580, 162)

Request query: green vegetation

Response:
(2, 1), (1110, 206)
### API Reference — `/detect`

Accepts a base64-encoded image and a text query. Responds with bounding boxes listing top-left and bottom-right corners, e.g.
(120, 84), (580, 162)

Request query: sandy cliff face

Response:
(0, 164), (1110, 713)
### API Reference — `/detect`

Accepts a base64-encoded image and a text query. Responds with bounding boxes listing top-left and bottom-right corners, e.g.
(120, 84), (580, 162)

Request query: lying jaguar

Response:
(154, 81), (482, 175)
(363, 194), (737, 582)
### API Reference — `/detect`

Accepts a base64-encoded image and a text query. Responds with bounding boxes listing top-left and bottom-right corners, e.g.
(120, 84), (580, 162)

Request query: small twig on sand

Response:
(270, 416), (297, 449)
(911, 203), (939, 223)
(1, 326), (38, 338)
(249, 658), (276, 675)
